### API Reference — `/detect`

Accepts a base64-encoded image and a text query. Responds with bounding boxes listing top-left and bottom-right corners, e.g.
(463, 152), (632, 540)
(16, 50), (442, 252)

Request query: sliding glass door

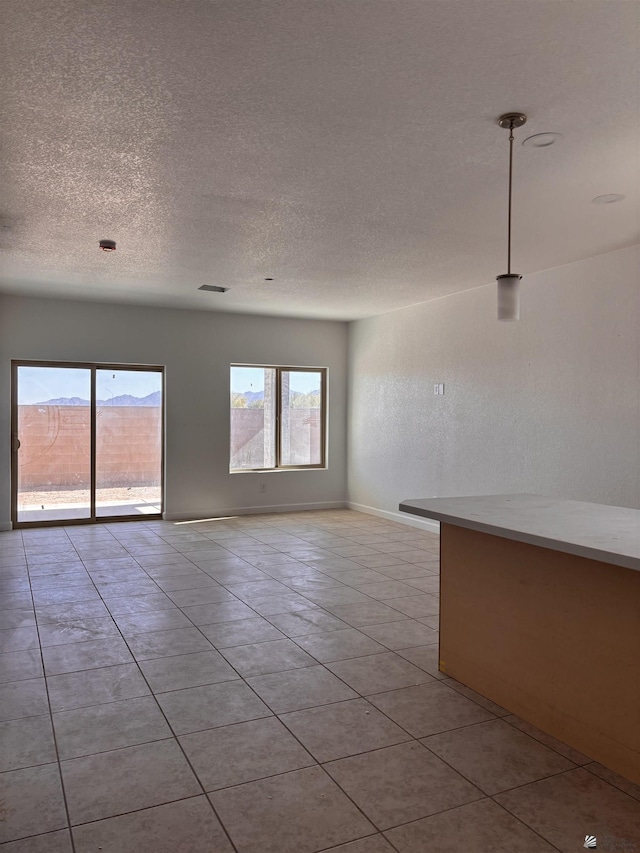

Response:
(11, 361), (164, 526)
(13, 365), (92, 523)
(95, 369), (163, 517)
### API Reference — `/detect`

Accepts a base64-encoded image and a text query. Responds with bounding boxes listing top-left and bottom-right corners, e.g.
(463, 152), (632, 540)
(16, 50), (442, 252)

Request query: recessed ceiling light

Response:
(592, 194), (625, 204)
(198, 285), (229, 292)
(522, 132), (562, 148)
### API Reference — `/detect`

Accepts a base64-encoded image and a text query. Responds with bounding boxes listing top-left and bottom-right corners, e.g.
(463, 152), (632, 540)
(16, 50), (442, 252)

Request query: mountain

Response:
(37, 388), (318, 406)
(35, 391), (162, 407)
(235, 389), (320, 402)
(36, 396), (89, 406)
(97, 391), (162, 407)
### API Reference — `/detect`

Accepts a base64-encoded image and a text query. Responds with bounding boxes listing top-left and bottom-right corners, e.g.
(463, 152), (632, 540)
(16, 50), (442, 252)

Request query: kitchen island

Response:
(399, 494), (640, 785)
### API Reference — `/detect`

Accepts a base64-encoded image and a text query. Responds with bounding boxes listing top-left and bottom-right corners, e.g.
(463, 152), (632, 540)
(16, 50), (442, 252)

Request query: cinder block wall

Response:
(17, 405), (161, 489)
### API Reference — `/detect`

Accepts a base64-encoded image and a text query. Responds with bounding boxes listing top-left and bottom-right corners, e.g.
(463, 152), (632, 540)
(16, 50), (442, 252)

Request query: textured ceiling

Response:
(1, 0), (638, 320)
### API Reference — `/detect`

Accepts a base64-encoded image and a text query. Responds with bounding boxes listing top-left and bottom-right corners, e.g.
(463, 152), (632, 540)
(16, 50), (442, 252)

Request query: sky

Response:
(17, 364), (319, 403)
(231, 366), (321, 394)
(17, 366), (162, 404)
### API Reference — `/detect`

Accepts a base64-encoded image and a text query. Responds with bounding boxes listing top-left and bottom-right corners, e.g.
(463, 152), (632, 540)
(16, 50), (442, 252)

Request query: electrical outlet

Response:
(259, 483), (266, 493)
(434, 383), (445, 395)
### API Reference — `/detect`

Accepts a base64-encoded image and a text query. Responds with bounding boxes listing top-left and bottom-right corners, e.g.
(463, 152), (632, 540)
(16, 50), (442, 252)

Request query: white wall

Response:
(0, 295), (348, 527)
(348, 245), (640, 521)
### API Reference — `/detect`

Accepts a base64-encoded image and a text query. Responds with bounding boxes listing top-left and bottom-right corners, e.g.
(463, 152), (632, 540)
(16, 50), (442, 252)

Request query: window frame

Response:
(229, 365), (327, 472)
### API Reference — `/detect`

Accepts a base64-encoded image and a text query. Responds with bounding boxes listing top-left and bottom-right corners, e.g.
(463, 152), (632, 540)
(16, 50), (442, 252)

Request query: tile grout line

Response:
(267, 670), (571, 852)
(145, 518), (439, 848)
(257, 522), (576, 849)
(210, 561), (493, 848)
(23, 522), (443, 744)
(58, 547), (243, 853)
(281, 534), (579, 852)
(309, 524), (584, 852)
(378, 798), (565, 853)
(23, 525), (78, 853)
(236, 528), (473, 849)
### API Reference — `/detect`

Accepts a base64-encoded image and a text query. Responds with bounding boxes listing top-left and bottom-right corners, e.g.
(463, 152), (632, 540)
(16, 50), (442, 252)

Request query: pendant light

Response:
(496, 112), (527, 321)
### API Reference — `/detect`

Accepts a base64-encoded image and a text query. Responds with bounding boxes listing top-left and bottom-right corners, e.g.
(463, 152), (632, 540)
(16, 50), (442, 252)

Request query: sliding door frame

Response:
(10, 359), (165, 528)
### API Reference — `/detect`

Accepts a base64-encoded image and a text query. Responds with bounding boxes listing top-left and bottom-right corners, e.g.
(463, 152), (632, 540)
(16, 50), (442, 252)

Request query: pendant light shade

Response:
(496, 112), (526, 321)
(497, 273), (521, 321)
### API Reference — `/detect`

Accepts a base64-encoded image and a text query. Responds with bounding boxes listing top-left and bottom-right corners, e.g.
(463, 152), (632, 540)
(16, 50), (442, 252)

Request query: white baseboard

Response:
(163, 500), (347, 521)
(0, 503), (437, 535)
(346, 501), (440, 534)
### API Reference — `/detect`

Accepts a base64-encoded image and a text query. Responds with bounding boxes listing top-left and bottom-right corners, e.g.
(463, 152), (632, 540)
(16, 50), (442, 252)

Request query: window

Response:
(230, 366), (326, 471)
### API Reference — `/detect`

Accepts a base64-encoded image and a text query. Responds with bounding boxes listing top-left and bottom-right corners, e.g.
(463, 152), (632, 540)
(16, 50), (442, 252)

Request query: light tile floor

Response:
(1, 509), (639, 853)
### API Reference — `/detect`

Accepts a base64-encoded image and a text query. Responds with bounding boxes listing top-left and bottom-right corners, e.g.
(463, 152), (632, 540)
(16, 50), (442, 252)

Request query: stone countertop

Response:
(399, 494), (640, 571)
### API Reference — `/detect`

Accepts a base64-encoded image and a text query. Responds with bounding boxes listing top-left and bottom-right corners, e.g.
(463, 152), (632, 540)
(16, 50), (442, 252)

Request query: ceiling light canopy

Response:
(496, 112), (527, 322)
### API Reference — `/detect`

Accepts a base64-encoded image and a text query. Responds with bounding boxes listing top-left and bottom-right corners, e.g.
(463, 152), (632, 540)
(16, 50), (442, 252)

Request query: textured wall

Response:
(347, 245), (640, 517)
(0, 297), (348, 526)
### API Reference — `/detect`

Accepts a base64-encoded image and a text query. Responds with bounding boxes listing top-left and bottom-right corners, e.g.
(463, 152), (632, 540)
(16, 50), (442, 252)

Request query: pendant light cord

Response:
(507, 121), (514, 275)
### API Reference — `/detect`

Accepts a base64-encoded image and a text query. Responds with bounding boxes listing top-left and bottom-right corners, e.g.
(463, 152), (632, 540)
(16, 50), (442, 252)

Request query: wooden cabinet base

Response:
(439, 523), (640, 785)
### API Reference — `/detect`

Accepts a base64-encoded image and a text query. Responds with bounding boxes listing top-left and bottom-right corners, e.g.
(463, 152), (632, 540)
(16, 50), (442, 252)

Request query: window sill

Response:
(229, 467), (328, 474)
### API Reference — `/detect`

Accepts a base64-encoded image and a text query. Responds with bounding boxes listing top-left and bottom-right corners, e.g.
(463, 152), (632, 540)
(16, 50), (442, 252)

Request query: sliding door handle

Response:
(11, 435), (20, 452)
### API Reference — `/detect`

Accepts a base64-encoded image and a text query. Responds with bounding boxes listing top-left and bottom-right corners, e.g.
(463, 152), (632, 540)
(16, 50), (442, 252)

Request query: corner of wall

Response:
(346, 501), (440, 534)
